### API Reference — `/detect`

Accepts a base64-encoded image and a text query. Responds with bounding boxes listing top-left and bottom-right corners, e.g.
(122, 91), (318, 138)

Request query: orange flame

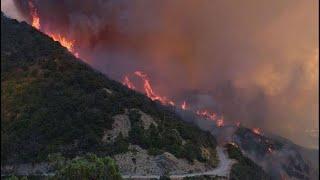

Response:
(47, 32), (77, 55)
(252, 128), (262, 135)
(181, 101), (187, 110)
(28, 0), (40, 29)
(121, 71), (234, 128)
(217, 118), (224, 127)
(28, 0), (78, 57)
(196, 109), (217, 120)
(134, 71), (175, 106)
(122, 75), (136, 90)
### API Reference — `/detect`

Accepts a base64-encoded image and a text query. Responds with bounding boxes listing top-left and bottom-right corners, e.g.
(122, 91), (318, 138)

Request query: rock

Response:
(102, 114), (131, 143)
(138, 110), (158, 129)
(103, 88), (113, 95)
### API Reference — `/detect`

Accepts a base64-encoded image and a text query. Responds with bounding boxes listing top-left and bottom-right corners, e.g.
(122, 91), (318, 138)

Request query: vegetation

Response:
(127, 109), (218, 164)
(235, 128), (283, 155)
(3, 154), (122, 180)
(183, 175), (223, 180)
(1, 13), (217, 166)
(4, 176), (47, 180)
(159, 175), (171, 180)
(49, 153), (122, 180)
(4, 176), (27, 180)
(225, 143), (271, 180)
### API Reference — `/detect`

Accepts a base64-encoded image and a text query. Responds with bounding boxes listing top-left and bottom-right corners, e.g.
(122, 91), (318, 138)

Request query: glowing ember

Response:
(181, 101), (187, 110)
(28, 0), (78, 57)
(122, 75), (136, 90)
(134, 71), (175, 106)
(196, 109), (217, 120)
(216, 118), (224, 127)
(236, 121), (241, 127)
(252, 128), (262, 135)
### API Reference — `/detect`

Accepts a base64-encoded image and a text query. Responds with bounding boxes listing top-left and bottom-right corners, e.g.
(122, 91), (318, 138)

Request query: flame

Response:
(26, 0), (271, 137)
(252, 128), (262, 135)
(122, 71), (228, 127)
(28, 0), (40, 29)
(28, 0), (78, 57)
(47, 33), (76, 54)
(122, 75), (136, 90)
(181, 101), (187, 110)
(196, 109), (217, 120)
(216, 117), (224, 127)
(134, 71), (175, 106)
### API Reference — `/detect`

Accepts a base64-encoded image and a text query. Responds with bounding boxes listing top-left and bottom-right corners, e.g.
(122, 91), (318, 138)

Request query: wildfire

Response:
(28, 0), (40, 29)
(252, 128), (262, 135)
(47, 32), (77, 55)
(181, 101), (187, 110)
(122, 71), (227, 127)
(122, 75), (136, 90)
(28, 0), (78, 57)
(134, 71), (175, 106)
(196, 109), (217, 120)
(216, 118), (224, 127)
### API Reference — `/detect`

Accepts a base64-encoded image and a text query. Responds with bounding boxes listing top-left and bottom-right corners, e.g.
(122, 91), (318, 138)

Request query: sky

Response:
(2, 0), (319, 149)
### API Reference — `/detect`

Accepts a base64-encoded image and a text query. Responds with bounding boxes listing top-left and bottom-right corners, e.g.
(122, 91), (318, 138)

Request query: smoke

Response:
(8, 0), (319, 149)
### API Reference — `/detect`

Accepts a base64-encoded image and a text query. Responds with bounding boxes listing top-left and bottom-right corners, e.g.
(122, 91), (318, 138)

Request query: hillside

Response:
(1, 12), (219, 174)
(1, 13), (274, 179)
(233, 127), (318, 180)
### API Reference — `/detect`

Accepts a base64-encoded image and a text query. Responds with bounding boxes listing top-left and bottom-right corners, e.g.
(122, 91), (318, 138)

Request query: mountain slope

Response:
(233, 127), (318, 180)
(1, 13), (275, 179)
(1, 13), (218, 167)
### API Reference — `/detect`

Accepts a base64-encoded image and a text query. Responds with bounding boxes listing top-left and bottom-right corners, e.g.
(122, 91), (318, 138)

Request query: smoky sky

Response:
(6, 0), (319, 149)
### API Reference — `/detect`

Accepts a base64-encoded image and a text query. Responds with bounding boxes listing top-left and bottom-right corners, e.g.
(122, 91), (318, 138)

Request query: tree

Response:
(50, 153), (122, 180)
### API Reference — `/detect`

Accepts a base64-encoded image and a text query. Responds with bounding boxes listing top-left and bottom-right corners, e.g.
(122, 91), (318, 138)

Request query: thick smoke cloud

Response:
(10, 0), (319, 148)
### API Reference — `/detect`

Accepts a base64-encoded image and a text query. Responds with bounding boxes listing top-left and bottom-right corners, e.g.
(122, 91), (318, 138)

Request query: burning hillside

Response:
(23, 0), (274, 144)
(122, 71), (229, 128)
(27, 0), (78, 57)
(1, 0), (318, 179)
(10, 0), (318, 150)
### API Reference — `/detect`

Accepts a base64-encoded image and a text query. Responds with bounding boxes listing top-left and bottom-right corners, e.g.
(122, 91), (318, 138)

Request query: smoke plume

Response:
(7, 0), (319, 149)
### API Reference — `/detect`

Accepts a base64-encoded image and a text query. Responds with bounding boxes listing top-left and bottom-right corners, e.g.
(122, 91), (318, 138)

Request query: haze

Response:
(3, 0), (318, 149)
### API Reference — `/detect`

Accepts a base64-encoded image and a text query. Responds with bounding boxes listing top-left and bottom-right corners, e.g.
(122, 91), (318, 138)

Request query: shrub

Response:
(225, 143), (271, 180)
(50, 153), (122, 180)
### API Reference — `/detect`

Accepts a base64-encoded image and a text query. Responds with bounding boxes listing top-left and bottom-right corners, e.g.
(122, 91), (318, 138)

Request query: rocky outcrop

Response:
(113, 145), (212, 176)
(138, 110), (158, 129)
(113, 145), (161, 175)
(1, 163), (53, 176)
(102, 114), (131, 143)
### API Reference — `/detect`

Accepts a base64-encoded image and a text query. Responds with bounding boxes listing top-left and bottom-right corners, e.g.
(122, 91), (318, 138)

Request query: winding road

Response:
(1, 147), (235, 179)
(122, 147), (236, 179)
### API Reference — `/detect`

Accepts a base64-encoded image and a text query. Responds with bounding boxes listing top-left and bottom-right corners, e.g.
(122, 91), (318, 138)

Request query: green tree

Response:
(51, 153), (122, 180)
